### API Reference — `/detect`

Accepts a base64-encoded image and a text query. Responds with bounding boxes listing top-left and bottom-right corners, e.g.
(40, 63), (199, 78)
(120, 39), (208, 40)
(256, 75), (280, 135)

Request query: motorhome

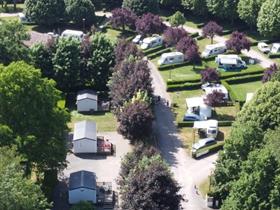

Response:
(61, 30), (85, 41)
(271, 43), (280, 54)
(215, 54), (246, 71)
(258, 42), (270, 53)
(185, 97), (212, 120)
(140, 35), (163, 50)
(202, 83), (229, 100)
(158, 52), (184, 66)
(201, 43), (227, 58)
(193, 120), (219, 139)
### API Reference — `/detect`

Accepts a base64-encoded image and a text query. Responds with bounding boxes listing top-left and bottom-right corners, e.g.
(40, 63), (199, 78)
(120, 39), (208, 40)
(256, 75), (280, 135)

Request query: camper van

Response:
(158, 52), (184, 66)
(140, 35), (163, 50)
(193, 120), (219, 139)
(201, 43), (227, 58)
(61, 30), (85, 41)
(215, 54), (246, 71)
(271, 43), (280, 54)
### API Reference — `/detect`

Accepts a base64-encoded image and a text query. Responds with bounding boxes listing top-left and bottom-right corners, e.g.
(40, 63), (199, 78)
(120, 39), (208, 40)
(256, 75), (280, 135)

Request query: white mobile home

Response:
(61, 30), (85, 40)
(73, 121), (97, 154)
(215, 54), (246, 71)
(201, 43), (227, 58)
(68, 170), (97, 204)
(202, 84), (229, 100)
(158, 52), (184, 65)
(140, 35), (163, 50)
(76, 90), (98, 113)
(186, 97), (212, 120)
(271, 43), (280, 54)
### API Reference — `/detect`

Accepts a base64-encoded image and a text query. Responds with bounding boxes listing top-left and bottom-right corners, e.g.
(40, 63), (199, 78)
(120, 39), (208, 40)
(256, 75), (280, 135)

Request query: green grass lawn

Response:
(69, 111), (117, 132)
(231, 81), (263, 101)
(0, 16), (19, 22)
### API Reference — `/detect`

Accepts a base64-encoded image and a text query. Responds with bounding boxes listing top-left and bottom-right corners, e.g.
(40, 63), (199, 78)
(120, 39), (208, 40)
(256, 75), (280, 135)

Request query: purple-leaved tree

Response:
(226, 31), (251, 54)
(202, 21), (223, 44)
(135, 13), (166, 36)
(200, 68), (220, 84)
(163, 27), (188, 47)
(176, 36), (200, 62)
(204, 90), (225, 107)
(110, 8), (137, 31)
(262, 64), (279, 83)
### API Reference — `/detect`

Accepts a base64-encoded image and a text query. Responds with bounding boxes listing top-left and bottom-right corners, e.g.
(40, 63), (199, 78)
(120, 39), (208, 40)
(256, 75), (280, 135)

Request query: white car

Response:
(132, 35), (142, 44)
(183, 113), (201, 121)
(191, 137), (216, 153)
(258, 42), (270, 54)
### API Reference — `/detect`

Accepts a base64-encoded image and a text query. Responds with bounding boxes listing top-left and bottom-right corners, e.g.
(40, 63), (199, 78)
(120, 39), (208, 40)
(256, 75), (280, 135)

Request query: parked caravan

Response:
(193, 120), (219, 139)
(215, 54), (246, 71)
(140, 35), (163, 50)
(271, 43), (280, 54)
(185, 97), (212, 120)
(258, 42), (270, 53)
(201, 43), (227, 58)
(61, 30), (85, 41)
(158, 52), (184, 66)
(191, 137), (217, 158)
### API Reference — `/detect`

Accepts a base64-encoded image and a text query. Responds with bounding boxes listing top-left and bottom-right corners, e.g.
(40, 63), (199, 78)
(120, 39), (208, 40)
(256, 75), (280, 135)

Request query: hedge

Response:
(147, 48), (172, 59)
(268, 53), (280, 59)
(191, 32), (199, 38)
(202, 55), (216, 62)
(167, 77), (201, 85)
(158, 61), (191, 71)
(167, 81), (202, 91)
(178, 121), (233, 128)
(196, 35), (204, 40)
(193, 142), (224, 158)
(225, 74), (263, 84)
(143, 45), (165, 56)
(221, 80), (239, 102)
(197, 23), (205, 28)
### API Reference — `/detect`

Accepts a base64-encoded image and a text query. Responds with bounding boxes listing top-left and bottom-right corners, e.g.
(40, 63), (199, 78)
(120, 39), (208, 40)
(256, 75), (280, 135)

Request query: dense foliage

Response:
(202, 21), (223, 44)
(200, 68), (219, 84)
(226, 31), (251, 54)
(262, 64), (279, 83)
(163, 27), (188, 47)
(176, 36), (200, 62)
(169, 11), (186, 27)
(181, 0), (208, 16)
(135, 13), (166, 36)
(110, 8), (137, 31)
(122, 0), (159, 15)
(204, 90), (225, 107)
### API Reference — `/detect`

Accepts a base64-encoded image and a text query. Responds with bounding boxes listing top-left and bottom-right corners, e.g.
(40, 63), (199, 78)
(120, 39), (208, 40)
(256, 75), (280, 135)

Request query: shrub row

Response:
(167, 77), (201, 85)
(167, 81), (201, 92)
(177, 120), (233, 128)
(225, 74), (263, 84)
(147, 48), (172, 59)
(268, 53), (280, 59)
(143, 45), (165, 56)
(196, 35), (204, 40)
(158, 61), (191, 71)
(190, 32), (199, 38)
(221, 80), (239, 102)
(197, 23), (205, 28)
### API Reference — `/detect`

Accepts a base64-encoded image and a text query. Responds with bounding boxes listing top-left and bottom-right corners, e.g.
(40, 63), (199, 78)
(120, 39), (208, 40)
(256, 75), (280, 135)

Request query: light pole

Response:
(82, 18), (86, 32)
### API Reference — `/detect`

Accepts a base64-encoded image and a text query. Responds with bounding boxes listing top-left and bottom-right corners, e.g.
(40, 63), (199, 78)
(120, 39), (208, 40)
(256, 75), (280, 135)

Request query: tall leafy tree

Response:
(204, 90), (225, 107)
(176, 36), (200, 62)
(25, 0), (65, 25)
(163, 27), (188, 47)
(202, 21), (223, 44)
(200, 67), (220, 84)
(160, 0), (180, 9)
(226, 31), (251, 54)
(181, 0), (208, 16)
(122, 0), (159, 15)
(52, 37), (81, 92)
(135, 13), (166, 36)
(262, 64), (279, 83)
(110, 8), (137, 31)
(257, 0), (280, 37)
(169, 11), (186, 27)
(65, 0), (96, 25)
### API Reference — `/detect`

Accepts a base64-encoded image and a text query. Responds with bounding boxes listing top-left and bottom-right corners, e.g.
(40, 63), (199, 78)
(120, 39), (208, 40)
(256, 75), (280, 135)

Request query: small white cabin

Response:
(140, 35), (163, 50)
(73, 121), (97, 154)
(271, 43), (280, 54)
(158, 52), (184, 65)
(68, 170), (97, 204)
(61, 30), (84, 40)
(76, 90), (98, 113)
(215, 54), (246, 71)
(186, 97), (212, 120)
(202, 43), (227, 58)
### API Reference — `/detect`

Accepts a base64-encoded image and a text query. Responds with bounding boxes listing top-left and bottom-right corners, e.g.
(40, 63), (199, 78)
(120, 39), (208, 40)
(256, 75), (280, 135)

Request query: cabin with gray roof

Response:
(68, 170), (97, 204)
(76, 90), (98, 113)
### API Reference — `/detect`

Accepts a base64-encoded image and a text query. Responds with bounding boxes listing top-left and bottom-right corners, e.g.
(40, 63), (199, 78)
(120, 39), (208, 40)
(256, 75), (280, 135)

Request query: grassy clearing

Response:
(69, 111), (117, 132)
(230, 81), (263, 101)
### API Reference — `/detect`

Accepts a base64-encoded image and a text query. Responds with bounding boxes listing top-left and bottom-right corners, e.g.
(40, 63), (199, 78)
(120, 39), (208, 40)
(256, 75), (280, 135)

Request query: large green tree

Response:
(181, 0), (208, 16)
(0, 147), (50, 210)
(122, 0), (159, 15)
(237, 0), (265, 28)
(25, 0), (65, 25)
(0, 20), (29, 65)
(52, 37), (81, 92)
(257, 0), (280, 37)
(65, 0), (96, 26)
(0, 61), (70, 172)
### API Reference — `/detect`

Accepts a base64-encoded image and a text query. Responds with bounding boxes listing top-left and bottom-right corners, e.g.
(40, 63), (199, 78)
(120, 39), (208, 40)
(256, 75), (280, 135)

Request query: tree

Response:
(0, 147), (50, 210)
(65, 0), (96, 26)
(160, 0), (180, 9)
(83, 33), (115, 90)
(206, 0), (239, 22)
(25, 0), (65, 25)
(226, 31), (251, 54)
(181, 0), (208, 16)
(204, 90), (225, 107)
(200, 68), (219, 84)
(71, 201), (95, 210)
(110, 8), (137, 31)
(117, 100), (153, 141)
(237, 0), (265, 28)
(186, 44), (201, 63)
(0, 61), (70, 172)
(122, 0), (159, 15)
(202, 21), (223, 44)
(0, 124), (14, 146)
(52, 37), (81, 92)
(169, 11), (186, 27)
(176, 36), (200, 62)
(0, 20), (29, 65)
(163, 27), (188, 47)
(257, 0), (280, 38)
(135, 13), (166, 36)
(120, 154), (183, 210)
(262, 64), (279, 83)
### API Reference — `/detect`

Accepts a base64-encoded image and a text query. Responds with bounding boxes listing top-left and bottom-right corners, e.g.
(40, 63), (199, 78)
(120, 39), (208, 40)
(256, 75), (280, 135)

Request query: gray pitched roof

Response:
(73, 120), (97, 141)
(77, 90), (97, 101)
(69, 170), (96, 190)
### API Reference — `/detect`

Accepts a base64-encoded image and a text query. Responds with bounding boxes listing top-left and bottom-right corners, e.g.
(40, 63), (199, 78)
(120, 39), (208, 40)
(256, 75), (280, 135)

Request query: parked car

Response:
(132, 35), (142, 44)
(158, 52), (184, 66)
(271, 43), (280, 54)
(258, 42), (270, 54)
(201, 43), (227, 58)
(191, 137), (216, 158)
(183, 113), (201, 121)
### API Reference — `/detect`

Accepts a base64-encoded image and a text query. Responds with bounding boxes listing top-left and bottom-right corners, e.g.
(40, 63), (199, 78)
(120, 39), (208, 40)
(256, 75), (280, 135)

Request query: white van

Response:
(61, 30), (85, 41)
(271, 43), (280, 54)
(215, 54), (246, 71)
(158, 52), (184, 66)
(201, 43), (227, 58)
(140, 35), (163, 50)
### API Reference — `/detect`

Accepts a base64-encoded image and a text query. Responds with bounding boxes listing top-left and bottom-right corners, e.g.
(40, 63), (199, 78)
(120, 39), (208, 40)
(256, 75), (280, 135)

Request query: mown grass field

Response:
(230, 81), (263, 101)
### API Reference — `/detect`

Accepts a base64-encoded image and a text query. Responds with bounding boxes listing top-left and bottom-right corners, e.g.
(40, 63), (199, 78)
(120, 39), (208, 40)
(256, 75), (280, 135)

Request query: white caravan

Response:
(201, 43), (227, 58)
(140, 35), (163, 50)
(193, 120), (219, 139)
(186, 97), (212, 120)
(158, 52), (184, 66)
(202, 83), (229, 100)
(61, 30), (85, 41)
(271, 43), (280, 54)
(215, 54), (246, 71)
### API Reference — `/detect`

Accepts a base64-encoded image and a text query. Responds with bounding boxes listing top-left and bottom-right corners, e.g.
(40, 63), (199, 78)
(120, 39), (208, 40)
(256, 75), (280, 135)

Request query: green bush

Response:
(201, 55), (216, 62)
(218, 121), (233, 126)
(167, 77), (201, 85)
(167, 81), (201, 91)
(143, 45), (165, 55)
(196, 35), (204, 40)
(158, 61), (191, 71)
(197, 23), (205, 28)
(225, 74), (263, 84)
(190, 32), (199, 38)
(147, 48), (172, 59)
(177, 121), (194, 128)
(268, 53), (280, 58)
(221, 80), (239, 102)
